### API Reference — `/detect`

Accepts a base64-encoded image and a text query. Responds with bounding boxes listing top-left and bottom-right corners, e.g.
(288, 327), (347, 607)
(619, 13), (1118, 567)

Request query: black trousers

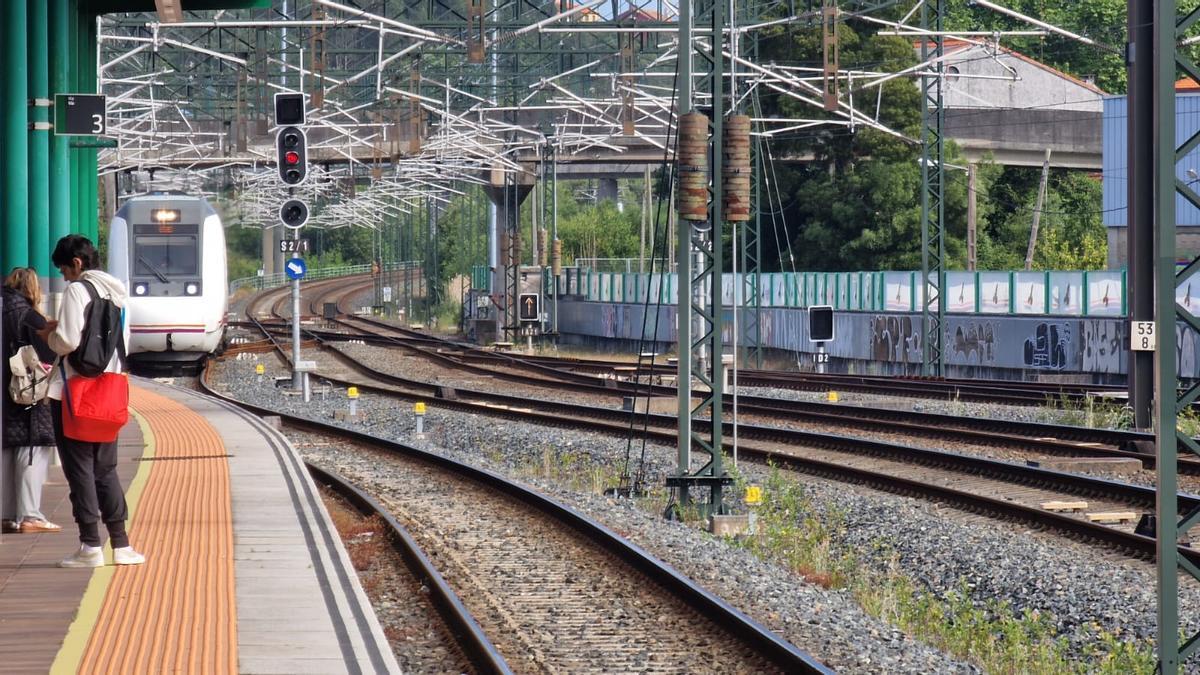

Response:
(50, 399), (129, 548)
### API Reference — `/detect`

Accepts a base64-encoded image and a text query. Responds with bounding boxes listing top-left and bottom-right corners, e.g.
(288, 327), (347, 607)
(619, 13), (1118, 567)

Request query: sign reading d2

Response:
(55, 94), (106, 136)
(519, 293), (540, 322)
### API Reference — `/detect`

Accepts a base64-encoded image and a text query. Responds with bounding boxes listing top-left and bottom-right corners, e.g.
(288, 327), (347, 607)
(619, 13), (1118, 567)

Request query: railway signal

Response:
(276, 126), (308, 185)
(279, 199), (309, 229)
(274, 92), (306, 127)
(519, 293), (540, 322)
(808, 305), (834, 342)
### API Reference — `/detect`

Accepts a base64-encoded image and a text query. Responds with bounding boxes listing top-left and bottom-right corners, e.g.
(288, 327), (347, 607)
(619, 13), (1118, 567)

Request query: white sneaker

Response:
(59, 544), (104, 568)
(112, 546), (145, 566)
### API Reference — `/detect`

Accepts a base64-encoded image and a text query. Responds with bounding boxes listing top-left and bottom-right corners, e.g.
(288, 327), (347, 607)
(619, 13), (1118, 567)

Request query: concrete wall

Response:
(555, 300), (1200, 381)
(938, 44), (1103, 113)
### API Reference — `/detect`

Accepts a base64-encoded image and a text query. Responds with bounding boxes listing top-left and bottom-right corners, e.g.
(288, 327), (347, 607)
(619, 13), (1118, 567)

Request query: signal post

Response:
(274, 93), (310, 390)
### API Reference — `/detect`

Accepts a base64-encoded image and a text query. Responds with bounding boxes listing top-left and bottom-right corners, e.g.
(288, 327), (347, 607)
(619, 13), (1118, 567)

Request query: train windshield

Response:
(134, 234), (199, 277)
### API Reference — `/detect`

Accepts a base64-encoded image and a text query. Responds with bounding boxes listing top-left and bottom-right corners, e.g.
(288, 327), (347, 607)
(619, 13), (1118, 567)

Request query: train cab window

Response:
(134, 234), (199, 277)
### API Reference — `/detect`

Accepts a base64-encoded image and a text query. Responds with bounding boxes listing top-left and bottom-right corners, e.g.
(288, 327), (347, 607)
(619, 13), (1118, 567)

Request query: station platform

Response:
(0, 379), (399, 674)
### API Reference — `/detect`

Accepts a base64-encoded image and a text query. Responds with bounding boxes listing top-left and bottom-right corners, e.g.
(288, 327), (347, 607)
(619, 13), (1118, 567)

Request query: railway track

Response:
(279, 312), (1186, 475)
(198, 369), (830, 673)
(224, 293), (1200, 570)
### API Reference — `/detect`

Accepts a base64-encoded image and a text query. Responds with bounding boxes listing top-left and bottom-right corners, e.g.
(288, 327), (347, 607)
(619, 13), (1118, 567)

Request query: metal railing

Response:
(576, 257), (677, 274)
(229, 261), (411, 293)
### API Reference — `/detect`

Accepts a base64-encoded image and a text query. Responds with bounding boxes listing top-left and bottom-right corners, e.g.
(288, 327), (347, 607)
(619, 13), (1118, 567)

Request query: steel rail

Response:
(284, 317), (1186, 470)
(198, 366), (832, 673)
(306, 464), (513, 675)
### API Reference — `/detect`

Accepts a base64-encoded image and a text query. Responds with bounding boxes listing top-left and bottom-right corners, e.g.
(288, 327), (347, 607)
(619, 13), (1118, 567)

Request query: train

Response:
(107, 193), (228, 370)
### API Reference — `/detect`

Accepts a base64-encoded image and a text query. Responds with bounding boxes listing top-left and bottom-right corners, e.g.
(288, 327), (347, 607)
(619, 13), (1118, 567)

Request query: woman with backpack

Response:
(2, 267), (62, 534)
(37, 235), (144, 568)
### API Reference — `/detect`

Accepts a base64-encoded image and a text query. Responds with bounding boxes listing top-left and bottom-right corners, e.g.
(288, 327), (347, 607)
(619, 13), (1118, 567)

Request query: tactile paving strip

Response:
(77, 385), (236, 673)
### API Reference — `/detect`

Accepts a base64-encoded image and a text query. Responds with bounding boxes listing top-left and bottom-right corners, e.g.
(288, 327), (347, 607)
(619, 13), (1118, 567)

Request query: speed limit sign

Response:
(1131, 321), (1156, 351)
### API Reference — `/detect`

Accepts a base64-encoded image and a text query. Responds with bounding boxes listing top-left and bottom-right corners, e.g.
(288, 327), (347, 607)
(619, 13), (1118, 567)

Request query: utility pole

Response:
(1025, 148), (1052, 270)
(966, 163), (977, 271)
(640, 165), (649, 274)
(1127, 0), (1153, 430)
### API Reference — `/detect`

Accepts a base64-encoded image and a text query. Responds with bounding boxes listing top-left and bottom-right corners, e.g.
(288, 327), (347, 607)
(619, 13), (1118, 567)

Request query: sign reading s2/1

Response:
(1131, 321), (1156, 351)
(279, 239), (310, 254)
(55, 94), (106, 136)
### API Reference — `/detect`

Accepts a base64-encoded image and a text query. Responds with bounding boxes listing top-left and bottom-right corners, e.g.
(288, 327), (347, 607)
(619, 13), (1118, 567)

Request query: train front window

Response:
(134, 235), (198, 278)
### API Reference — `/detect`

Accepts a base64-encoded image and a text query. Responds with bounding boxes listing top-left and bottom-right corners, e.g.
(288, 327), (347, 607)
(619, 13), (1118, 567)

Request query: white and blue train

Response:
(107, 193), (228, 368)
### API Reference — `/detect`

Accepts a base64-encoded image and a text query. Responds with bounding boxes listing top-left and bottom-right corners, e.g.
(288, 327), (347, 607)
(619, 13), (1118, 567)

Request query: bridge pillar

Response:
(483, 164), (536, 340)
(597, 177), (619, 204)
(261, 225), (276, 279)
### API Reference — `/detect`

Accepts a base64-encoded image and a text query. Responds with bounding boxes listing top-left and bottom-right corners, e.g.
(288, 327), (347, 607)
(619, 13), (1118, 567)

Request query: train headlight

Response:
(185, 283), (200, 296)
(134, 283), (148, 296)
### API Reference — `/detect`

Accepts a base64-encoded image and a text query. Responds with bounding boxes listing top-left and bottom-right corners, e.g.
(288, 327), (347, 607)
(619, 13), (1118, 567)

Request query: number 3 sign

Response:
(54, 94), (107, 136)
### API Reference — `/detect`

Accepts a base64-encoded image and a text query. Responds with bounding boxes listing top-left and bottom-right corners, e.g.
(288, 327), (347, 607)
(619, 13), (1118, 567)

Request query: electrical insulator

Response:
(722, 115), (752, 222)
(552, 239), (563, 277)
(676, 112), (709, 221)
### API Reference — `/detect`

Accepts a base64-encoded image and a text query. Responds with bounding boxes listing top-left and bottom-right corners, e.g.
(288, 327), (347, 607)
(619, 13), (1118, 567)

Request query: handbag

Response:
(60, 361), (128, 443)
(8, 345), (50, 406)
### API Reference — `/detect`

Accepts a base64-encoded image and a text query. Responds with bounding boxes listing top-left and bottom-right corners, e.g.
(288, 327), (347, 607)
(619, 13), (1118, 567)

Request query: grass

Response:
(1036, 393), (1134, 430)
(727, 465), (1156, 673)
(494, 446), (1158, 671)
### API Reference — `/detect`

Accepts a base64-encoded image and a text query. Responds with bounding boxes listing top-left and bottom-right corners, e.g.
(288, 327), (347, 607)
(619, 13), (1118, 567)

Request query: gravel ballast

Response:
(208, 349), (1195, 671)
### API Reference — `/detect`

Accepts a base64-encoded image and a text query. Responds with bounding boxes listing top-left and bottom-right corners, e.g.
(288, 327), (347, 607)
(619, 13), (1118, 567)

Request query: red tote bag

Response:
(61, 367), (129, 443)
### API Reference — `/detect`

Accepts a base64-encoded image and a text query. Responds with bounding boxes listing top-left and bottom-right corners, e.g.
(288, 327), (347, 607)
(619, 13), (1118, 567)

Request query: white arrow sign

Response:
(288, 261), (303, 275)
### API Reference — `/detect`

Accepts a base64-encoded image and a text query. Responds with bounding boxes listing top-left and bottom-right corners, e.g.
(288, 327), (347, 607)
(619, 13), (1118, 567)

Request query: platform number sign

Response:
(55, 94), (106, 136)
(1132, 321), (1156, 352)
(519, 293), (540, 322)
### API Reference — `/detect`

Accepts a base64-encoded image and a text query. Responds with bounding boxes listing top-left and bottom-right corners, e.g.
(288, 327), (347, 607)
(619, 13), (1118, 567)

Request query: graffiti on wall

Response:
(949, 322), (995, 364)
(869, 315), (921, 362)
(1023, 322), (1071, 370)
(1180, 325), (1199, 379)
(1081, 319), (1122, 373)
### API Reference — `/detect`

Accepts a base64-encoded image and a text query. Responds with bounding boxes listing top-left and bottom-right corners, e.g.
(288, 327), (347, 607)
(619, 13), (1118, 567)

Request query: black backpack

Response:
(68, 280), (126, 378)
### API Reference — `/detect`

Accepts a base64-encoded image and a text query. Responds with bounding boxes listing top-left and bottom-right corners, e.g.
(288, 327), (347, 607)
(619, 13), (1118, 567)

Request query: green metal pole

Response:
(85, 13), (99, 243)
(69, 0), (81, 236)
(1155, 0), (1181, 669)
(3, 0), (31, 272)
(29, 0), (51, 284)
(674, 0), (693, 510)
(707, 0), (726, 514)
(49, 0), (70, 295)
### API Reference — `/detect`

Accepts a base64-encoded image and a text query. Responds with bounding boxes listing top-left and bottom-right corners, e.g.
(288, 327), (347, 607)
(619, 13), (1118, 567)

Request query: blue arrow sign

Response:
(285, 258), (307, 280)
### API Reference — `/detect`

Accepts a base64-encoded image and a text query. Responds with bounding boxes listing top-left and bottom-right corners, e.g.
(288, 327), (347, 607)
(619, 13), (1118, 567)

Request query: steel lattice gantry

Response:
(919, 0), (945, 377)
(1156, 2), (1200, 671)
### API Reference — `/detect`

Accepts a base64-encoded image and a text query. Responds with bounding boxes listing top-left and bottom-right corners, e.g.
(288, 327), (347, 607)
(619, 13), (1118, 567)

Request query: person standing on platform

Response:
(38, 235), (144, 568)
(2, 268), (62, 535)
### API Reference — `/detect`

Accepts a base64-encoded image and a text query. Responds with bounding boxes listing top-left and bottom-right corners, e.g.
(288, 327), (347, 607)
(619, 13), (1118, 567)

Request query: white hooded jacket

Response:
(46, 269), (130, 400)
